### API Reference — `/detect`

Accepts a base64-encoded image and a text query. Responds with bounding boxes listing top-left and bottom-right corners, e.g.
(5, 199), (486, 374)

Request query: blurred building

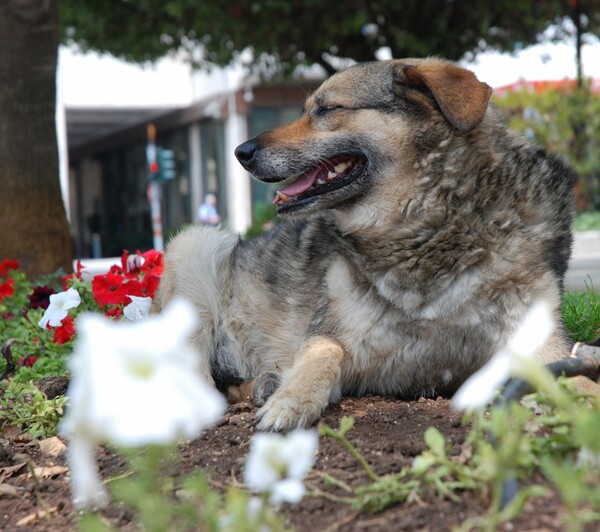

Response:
(59, 47), (321, 258)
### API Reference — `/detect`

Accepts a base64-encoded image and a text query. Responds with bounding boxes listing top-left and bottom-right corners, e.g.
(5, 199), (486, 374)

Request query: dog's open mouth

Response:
(273, 156), (365, 211)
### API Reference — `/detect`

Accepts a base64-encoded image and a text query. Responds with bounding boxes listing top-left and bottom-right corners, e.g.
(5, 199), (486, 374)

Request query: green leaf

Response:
(338, 416), (355, 436)
(424, 427), (446, 456)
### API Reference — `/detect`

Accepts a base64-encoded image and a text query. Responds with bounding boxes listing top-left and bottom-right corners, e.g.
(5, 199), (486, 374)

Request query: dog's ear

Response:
(397, 62), (493, 133)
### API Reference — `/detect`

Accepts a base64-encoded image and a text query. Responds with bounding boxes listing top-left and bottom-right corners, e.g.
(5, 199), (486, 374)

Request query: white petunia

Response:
(38, 287), (81, 328)
(123, 295), (153, 321)
(244, 429), (318, 505)
(60, 298), (226, 509)
(453, 300), (554, 411)
(576, 447), (600, 469)
(67, 435), (109, 510)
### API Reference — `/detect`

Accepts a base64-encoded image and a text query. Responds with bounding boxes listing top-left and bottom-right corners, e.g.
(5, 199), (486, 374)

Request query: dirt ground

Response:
(0, 390), (582, 531)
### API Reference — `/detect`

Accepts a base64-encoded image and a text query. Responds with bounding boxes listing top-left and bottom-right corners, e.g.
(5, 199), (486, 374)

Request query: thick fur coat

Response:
(154, 58), (579, 431)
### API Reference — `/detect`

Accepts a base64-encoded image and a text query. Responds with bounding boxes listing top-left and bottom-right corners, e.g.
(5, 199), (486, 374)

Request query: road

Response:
(566, 231), (600, 292)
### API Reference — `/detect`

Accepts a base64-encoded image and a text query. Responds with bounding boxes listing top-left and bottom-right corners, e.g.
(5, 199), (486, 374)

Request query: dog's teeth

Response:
(327, 171), (337, 180)
(273, 191), (290, 205)
(334, 161), (351, 173)
(316, 178), (327, 185)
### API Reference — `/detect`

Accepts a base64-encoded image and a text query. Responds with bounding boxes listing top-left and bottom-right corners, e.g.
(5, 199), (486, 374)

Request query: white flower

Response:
(453, 301), (554, 411)
(123, 295), (153, 321)
(244, 429), (318, 505)
(67, 435), (109, 510)
(61, 298), (225, 446)
(126, 254), (145, 272)
(60, 298), (226, 509)
(38, 287), (81, 328)
(576, 447), (600, 469)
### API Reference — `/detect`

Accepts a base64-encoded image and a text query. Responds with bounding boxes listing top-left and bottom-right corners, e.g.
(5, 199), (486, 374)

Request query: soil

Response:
(0, 386), (580, 531)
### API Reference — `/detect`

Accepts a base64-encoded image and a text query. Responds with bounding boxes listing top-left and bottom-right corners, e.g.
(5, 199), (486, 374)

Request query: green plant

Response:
(78, 445), (289, 532)
(573, 211), (600, 232)
(494, 85), (600, 209)
(0, 380), (67, 438)
(562, 288), (600, 343)
(244, 202), (279, 239)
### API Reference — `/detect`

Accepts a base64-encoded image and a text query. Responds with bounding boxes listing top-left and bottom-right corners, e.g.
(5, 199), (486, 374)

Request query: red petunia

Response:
(109, 263), (125, 276)
(61, 260), (86, 290)
(104, 306), (124, 319)
(0, 259), (19, 276)
(0, 278), (15, 303)
(91, 272), (129, 307)
(124, 274), (161, 299)
(52, 315), (76, 345)
(18, 356), (38, 367)
(140, 250), (164, 276)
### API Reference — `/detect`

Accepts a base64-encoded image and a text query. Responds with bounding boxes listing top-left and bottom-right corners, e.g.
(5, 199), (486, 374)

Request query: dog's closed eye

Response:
(316, 104), (343, 116)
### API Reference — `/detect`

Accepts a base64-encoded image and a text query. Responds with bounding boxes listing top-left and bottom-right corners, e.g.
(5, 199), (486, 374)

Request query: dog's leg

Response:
(256, 336), (344, 431)
(226, 372), (281, 405)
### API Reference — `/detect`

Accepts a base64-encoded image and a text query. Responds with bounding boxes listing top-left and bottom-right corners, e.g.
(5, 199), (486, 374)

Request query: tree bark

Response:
(0, 0), (73, 278)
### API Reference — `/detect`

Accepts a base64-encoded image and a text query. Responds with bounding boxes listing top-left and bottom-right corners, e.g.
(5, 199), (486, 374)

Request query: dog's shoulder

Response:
(153, 225), (239, 313)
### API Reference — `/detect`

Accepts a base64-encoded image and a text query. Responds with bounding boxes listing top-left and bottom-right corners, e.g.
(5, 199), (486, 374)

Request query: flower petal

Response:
(67, 436), (109, 510)
(452, 353), (512, 410)
(269, 478), (306, 505)
(123, 296), (153, 322)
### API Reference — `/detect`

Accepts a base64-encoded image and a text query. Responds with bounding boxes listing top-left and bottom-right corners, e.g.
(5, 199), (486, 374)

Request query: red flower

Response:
(140, 250), (164, 276)
(92, 272), (129, 306)
(0, 278), (15, 303)
(18, 356), (38, 368)
(104, 306), (124, 319)
(125, 274), (160, 299)
(52, 315), (76, 345)
(29, 285), (56, 310)
(62, 260), (86, 290)
(109, 263), (125, 276)
(0, 259), (19, 276)
(120, 249), (132, 274)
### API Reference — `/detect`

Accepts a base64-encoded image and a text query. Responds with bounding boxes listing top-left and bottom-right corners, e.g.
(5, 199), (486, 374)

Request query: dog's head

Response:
(235, 58), (492, 218)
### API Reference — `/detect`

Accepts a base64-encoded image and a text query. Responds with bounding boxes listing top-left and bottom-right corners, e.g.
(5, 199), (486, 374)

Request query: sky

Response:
(57, 38), (600, 109)
(465, 39), (600, 88)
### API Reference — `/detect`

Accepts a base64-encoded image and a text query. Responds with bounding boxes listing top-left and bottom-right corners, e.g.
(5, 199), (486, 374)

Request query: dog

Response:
(153, 57), (583, 431)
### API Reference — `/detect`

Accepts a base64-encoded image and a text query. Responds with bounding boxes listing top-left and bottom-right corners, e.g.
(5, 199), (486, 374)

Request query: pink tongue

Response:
(279, 167), (320, 196)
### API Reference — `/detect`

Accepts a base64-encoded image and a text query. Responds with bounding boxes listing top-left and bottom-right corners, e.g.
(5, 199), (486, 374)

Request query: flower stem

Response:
(319, 422), (379, 482)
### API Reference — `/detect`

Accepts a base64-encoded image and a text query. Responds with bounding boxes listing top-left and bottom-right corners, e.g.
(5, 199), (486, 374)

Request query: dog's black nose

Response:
(235, 138), (259, 169)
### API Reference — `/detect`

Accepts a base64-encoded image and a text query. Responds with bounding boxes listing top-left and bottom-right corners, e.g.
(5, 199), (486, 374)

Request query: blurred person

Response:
(198, 193), (221, 227)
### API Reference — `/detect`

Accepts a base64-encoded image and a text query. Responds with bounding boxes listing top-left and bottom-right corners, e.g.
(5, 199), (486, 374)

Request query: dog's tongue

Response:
(279, 167), (320, 196)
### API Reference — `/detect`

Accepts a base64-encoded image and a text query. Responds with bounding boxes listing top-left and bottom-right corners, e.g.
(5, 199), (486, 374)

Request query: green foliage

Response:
(494, 84), (600, 208)
(244, 201), (279, 239)
(81, 445), (288, 532)
(0, 381), (67, 438)
(573, 211), (600, 232)
(60, 1), (573, 75)
(0, 269), (95, 383)
(562, 288), (600, 343)
(321, 378), (600, 530)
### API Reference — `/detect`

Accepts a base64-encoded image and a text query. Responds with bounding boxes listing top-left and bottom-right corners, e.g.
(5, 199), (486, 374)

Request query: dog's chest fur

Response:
(218, 210), (544, 398)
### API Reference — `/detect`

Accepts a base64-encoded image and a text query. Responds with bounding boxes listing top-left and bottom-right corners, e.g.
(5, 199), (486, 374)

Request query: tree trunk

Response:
(0, 0), (73, 278)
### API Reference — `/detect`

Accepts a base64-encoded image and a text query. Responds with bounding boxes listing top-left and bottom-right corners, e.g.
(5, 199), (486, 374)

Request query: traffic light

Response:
(157, 148), (176, 180)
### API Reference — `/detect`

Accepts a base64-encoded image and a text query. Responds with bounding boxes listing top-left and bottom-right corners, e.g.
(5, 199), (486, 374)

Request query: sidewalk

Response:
(566, 231), (600, 291)
(74, 231), (600, 292)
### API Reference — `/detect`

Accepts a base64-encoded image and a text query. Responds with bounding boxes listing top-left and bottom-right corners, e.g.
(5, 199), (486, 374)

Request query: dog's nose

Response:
(235, 138), (259, 169)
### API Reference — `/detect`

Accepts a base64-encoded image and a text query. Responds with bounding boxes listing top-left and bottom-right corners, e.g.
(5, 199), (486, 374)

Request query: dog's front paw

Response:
(256, 392), (325, 432)
(252, 371), (281, 407)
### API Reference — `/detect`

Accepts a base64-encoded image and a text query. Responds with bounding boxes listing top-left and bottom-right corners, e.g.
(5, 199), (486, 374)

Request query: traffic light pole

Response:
(146, 124), (164, 252)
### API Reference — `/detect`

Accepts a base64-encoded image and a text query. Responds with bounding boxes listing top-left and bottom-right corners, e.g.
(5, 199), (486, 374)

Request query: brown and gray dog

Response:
(154, 57), (582, 431)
